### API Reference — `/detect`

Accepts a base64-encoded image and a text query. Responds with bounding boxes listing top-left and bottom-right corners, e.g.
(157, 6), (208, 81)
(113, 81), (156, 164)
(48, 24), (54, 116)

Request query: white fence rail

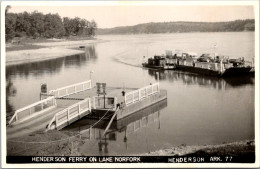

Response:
(48, 98), (91, 129)
(49, 80), (92, 98)
(8, 96), (56, 125)
(124, 83), (159, 105)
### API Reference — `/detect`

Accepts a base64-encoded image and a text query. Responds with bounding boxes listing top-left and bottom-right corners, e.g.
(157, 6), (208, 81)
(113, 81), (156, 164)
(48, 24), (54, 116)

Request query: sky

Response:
(9, 5), (255, 28)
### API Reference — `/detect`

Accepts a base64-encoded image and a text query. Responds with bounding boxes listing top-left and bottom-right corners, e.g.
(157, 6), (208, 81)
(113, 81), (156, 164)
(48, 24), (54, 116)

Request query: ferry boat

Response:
(142, 50), (254, 77)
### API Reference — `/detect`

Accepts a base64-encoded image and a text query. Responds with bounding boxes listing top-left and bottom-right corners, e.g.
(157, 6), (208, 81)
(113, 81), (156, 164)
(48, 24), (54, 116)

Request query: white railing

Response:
(124, 83), (159, 105)
(8, 96), (56, 125)
(49, 80), (92, 98)
(48, 98), (91, 129)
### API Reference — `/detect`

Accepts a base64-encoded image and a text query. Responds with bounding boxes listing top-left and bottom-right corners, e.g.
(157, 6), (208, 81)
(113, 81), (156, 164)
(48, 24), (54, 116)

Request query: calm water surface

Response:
(6, 32), (255, 155)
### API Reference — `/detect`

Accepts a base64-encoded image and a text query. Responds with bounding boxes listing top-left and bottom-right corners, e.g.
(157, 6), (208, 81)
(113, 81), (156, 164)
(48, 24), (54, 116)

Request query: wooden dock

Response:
(7, 80), (165, 139)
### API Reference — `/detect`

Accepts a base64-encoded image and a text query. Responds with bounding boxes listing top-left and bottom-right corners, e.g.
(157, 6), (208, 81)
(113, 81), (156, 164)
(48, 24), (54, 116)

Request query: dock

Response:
(7, 80), (167, 139)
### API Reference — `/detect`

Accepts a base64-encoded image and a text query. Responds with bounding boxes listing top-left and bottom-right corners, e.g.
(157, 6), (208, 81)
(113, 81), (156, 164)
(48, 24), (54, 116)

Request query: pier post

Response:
(93, 96), (96, 109)
(114, 97), (117, 108)
(89, 97), (91, 111)
(78, 104), (81, 115)
(90, 70), (94, 88)
(67, 109), (70, 121)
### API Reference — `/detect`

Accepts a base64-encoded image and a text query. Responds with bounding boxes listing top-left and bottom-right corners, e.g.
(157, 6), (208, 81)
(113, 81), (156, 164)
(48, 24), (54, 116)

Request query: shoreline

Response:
(138, 140), (255, 157)
(7, 127), (255, 156)
(5, 38), (107, 66)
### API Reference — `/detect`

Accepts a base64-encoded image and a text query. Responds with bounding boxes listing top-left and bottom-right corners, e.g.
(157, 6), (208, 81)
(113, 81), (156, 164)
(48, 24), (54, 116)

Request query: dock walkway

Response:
(7, 80), (163, 139)
(7, 81), (136, 139)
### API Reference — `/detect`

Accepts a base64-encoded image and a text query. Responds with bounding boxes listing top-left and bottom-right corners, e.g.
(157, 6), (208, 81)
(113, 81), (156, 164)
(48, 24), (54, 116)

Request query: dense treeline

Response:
(5, 10), (97, 42)
(97, 20), (255, 35)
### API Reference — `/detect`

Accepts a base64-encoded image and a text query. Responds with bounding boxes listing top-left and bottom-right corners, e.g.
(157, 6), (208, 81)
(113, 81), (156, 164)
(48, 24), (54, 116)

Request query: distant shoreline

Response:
(97, 19), (255, 35)
(97, 30), (254, 36)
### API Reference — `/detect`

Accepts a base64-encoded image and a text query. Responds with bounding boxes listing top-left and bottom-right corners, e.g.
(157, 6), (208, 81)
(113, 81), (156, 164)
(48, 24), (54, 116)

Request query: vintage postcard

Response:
(1, 0), (259, 168)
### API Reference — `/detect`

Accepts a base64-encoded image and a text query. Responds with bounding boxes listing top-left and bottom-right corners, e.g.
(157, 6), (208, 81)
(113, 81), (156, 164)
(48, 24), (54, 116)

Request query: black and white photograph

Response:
(1, 1), (259, 168)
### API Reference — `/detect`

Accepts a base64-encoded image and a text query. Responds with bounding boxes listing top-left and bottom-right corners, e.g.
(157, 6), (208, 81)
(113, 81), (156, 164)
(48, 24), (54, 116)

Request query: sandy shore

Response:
(6, 47), (85, 66)
(138, 140), (255, 156)
(5, 39), (107, 66)
(34, 39), (106, 48)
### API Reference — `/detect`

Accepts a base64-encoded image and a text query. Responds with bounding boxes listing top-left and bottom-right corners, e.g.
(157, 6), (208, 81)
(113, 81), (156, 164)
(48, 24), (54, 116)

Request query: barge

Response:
(142, 51), (254, 77)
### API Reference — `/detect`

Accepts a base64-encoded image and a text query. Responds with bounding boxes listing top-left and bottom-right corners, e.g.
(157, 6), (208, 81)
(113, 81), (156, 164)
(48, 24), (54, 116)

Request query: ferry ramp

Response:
(6, 80), (136, 139)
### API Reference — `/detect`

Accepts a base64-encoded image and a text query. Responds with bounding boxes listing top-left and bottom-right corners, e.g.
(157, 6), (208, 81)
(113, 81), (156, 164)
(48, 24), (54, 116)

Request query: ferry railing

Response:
(124, 83), (159, 106)
(47, 98), (91, 130)
(8, 96), (56, 125)
(49, 80), (92, 98)
(194, 62), (223, 71)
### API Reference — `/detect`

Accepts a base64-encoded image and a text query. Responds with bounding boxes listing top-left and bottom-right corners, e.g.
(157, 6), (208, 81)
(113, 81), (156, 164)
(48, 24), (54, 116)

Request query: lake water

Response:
(6, 32), (255, 155)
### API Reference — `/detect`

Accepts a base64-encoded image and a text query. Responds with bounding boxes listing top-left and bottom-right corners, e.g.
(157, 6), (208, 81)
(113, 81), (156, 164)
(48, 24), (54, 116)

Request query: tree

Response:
(5, 5), (11, 15)
(44, 13), (65, 38)
(89, 19), (97, 36)
(5, 13), (17, 41)
(30, 11), (45, 37)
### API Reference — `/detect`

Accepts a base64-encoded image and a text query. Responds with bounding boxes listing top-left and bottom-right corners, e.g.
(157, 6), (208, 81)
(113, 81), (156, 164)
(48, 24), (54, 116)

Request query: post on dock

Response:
(156, 72), (160, 91)
(40, 83), (47, 100)
(102, 83), (106, 108)
(90, 70), (94, 87)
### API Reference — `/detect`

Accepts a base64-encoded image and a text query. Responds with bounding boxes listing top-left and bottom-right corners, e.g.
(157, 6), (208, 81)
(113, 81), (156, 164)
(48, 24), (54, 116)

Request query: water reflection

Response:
(6, 57), (64, 79)
(6, 79), (16, 121)
(148, 69), (254, 90)
(6, 45), (97, 79)
(62, 99), (167, 155)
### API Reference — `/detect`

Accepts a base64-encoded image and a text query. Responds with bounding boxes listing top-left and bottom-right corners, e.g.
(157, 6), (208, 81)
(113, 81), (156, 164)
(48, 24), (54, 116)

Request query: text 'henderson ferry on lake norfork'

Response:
(142, 50), (255, 77)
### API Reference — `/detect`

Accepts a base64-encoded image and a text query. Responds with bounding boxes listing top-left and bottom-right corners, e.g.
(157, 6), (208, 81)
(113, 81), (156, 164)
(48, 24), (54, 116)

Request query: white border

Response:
(1, 1), (259, 168)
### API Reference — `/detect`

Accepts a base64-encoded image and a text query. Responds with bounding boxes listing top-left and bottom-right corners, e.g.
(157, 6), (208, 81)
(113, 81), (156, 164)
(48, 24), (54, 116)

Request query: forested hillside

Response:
(97, 20), (255, 35)
(5, 8), (97, 42)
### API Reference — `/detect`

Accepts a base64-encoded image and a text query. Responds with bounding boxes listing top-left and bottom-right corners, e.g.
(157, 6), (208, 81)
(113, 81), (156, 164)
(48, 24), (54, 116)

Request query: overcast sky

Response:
(9, 5), (255, 28)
